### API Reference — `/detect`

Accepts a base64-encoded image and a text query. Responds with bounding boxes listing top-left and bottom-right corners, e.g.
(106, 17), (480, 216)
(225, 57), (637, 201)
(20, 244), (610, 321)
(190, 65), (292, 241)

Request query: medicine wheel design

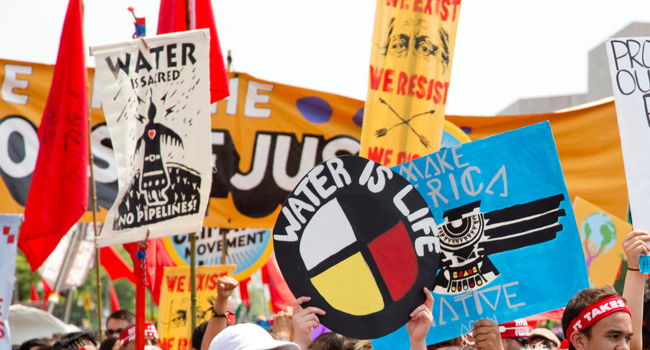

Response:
(274, 156), (440, 339)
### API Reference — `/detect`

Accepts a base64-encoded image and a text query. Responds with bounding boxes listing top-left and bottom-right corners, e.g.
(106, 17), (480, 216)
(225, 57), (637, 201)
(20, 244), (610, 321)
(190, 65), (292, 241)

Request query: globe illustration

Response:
(580, 212), (616, 269)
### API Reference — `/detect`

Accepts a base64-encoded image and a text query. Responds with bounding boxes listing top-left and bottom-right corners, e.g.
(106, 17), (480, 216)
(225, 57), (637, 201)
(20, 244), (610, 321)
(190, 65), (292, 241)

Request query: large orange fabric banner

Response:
(359, 0), (462, 166)
(446, 99), (629, 221)
(0, 59), (627, 228)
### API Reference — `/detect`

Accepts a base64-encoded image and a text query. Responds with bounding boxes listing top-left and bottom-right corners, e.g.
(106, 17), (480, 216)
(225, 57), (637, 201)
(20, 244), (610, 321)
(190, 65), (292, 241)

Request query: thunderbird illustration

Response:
(112, 97), (202, 231)
(434, 194), (566, 294)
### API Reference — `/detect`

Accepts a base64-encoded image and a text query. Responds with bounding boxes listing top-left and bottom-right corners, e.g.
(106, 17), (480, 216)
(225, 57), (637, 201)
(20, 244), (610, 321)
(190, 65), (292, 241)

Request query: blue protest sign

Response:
(372, 122), (588, 350)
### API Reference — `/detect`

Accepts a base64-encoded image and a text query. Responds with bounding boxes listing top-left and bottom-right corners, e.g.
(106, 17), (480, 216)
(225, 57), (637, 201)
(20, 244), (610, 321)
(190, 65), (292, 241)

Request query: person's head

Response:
(530, 328), (561, 350)
(308, 332), (350, 350)
(191, 321), (209, 350)
(118, 323), (159, 350)
(561, 288), (632, 350)
(20, 339), (50, 350)
(208, 324), (300, 350)
(98, 337), (120, 350)
(52, 332), (97, 350)
(106, 310), (135, 338)
(500, 319), (532, 350)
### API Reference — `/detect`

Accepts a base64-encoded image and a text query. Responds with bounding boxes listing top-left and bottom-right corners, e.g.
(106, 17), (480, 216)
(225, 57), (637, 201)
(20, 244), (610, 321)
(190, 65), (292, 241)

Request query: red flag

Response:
(18, 0), (88, 272)
(41, 278), (53, 310)
(239, 277), (251, 306)
(100, 246), (136, 284)
(109, 280), (121, 312)
(157, 0), (230, 103)
(30, 282), (40, 302)
(262, 257), (295, 313)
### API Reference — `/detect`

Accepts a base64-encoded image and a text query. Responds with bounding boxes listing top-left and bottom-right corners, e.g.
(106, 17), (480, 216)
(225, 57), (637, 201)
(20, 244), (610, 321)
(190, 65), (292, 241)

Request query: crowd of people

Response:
(14, 230), (650, 350)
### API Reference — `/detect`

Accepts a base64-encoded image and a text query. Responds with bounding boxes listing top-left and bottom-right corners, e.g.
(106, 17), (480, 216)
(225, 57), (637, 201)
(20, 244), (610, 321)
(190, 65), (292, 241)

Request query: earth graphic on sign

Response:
(580, 212), (616, 270)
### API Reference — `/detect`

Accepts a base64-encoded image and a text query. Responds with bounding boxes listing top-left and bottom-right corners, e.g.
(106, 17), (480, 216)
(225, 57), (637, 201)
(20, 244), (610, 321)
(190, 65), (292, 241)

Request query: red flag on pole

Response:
(109, 280), (121, 312)
(123, 238), (176, 305)
(100, 246), (136, 284)
(262, 257), (295, 313)
(30, 282), (40, 302)
(157, 0), (230, 103)
(41, 278), (53, 310)
(18, 0), (88, 272)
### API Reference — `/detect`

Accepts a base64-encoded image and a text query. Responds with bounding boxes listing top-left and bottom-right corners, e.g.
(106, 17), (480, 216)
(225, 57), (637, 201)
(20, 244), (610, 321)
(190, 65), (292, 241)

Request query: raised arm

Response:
(407, 287), (434, 350)
(622, 230), (649, 350)
(200, 276), (239, 350)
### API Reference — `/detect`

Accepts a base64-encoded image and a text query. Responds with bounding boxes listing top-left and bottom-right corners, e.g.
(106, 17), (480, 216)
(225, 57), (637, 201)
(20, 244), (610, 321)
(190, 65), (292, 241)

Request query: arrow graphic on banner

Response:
(375, 98), (433, 148)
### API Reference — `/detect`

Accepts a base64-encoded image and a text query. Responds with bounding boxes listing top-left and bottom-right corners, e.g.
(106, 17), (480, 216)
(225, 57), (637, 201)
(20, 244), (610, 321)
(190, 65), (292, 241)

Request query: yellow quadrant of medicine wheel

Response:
(310, 252), (384, 316)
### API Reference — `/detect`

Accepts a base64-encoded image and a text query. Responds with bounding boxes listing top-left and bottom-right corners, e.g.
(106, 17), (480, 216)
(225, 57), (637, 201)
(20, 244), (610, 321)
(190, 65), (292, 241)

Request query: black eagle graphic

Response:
(433, 194), (566, 294)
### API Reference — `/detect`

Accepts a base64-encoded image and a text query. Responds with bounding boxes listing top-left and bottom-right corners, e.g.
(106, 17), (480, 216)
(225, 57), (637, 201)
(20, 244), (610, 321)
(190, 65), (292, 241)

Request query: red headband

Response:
(119, 323), (159, 346)
(564, 296), (630, 345)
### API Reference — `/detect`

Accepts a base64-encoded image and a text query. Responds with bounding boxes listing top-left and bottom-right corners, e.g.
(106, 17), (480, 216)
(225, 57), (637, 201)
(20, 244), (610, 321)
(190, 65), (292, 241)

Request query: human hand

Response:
(406, 287), (434, 349)
(292, 296), (326, 350)
(622, 230), (650, 269)
(272, 306), (294, 341)
(214, 276), (238, 313)
(472, 319), (504, 350)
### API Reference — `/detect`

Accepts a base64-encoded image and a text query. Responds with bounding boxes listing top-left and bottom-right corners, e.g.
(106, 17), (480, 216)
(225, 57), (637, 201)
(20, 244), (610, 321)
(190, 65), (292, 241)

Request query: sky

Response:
(1, 0), (650, 116)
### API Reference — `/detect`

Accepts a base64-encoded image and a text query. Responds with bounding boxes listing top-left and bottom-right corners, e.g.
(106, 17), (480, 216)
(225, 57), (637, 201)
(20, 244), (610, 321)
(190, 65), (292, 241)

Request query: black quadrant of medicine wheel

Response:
(274, 155), (440, 339)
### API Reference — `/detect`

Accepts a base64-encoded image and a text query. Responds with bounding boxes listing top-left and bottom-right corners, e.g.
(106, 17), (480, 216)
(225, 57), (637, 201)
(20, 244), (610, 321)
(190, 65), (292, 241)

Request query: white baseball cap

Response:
(208, 324), (300, 350)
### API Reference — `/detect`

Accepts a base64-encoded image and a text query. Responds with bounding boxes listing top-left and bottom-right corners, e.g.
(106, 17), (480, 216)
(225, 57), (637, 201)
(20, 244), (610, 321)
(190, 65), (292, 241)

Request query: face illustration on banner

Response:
(273, 155), (440, 339)
(381, 17), (450, 72)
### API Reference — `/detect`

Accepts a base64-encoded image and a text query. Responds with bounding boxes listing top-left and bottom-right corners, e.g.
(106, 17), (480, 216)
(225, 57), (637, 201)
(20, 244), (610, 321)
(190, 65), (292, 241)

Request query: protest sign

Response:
(359, 0), (462, 166)
(163, 228), (273, 281)
(39, 223), (99, 290)
(157, 265), (235, 350)
(573, 196), (629, 287)
(91, 30), (213, 246)
(371, 122), (588, 349)
(273, 156), (441, 339)
(606, 37), (650, 231)
(0, 214), (22, 348)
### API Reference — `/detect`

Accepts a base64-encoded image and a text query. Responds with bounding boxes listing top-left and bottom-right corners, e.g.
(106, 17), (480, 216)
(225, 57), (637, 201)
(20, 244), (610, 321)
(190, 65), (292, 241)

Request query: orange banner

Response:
(0, 59), (626, 229)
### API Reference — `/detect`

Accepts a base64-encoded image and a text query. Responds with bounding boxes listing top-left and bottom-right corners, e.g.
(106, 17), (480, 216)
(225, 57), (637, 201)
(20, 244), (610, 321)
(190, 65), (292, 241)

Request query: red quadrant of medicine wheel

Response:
(368, 220), (418, 301)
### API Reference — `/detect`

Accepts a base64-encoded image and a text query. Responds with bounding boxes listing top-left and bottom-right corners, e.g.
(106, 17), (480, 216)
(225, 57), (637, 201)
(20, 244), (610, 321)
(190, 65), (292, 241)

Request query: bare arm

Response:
(200, 276), (238, 350)
(292, 296), (326, 350)
(407, 287), (434, 350)
(621, 230), (649, 350)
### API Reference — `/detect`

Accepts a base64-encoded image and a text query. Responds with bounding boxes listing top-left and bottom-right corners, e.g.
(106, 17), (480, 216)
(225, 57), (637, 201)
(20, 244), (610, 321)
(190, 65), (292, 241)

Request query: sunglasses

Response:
(105, 328), (124, 336)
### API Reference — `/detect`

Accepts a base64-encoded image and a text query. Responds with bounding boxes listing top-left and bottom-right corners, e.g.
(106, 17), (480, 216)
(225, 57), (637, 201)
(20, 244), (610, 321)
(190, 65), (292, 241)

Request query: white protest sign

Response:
(91, 30), (212, 246)
(607, 38), (650, 230)
(0, 214), (22, 348)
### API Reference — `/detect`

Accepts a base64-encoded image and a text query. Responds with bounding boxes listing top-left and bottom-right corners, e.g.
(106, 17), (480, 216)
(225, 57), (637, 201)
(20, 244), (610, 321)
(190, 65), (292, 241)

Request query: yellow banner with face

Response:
(360, 0), (462, 166)
(157, 264), (236, 350)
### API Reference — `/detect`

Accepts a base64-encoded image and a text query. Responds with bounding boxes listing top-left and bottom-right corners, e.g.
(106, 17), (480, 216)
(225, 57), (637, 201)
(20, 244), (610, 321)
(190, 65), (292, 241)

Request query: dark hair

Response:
(107, 309), (135, 324)
(98, 336), (119, 350)
(20, 338), (50, 350)
(52, 332), (96, 350)
(561, 287), (619, 350)
(309, 332), (355, 350)
(191, 321), (209, 350)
